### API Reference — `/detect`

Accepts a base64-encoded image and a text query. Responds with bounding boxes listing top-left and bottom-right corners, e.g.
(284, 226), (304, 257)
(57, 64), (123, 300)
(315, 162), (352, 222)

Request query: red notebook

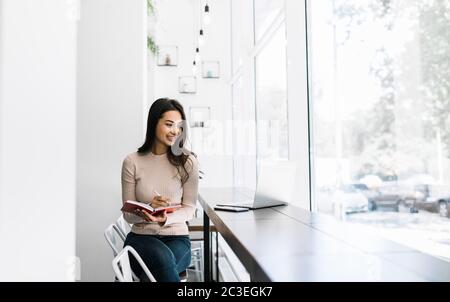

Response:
(121, 200), (180, 216)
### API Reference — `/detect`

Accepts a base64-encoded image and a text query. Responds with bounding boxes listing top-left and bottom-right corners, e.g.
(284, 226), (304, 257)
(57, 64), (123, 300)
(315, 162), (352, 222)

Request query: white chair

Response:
(104, 224), (125, 257)
(105, 222), (191, 282)
(117, 213), (203, 281)
(189, 242), (203, 281)
(112, 246), (157, 282)
(105, 224), (145, 281)
(115, 214), (132, 239)
(187, 216), (210, 281)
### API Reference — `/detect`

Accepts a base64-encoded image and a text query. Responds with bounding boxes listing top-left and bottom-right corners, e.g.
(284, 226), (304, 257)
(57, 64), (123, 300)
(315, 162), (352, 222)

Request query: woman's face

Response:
(155, 110), (183, 147)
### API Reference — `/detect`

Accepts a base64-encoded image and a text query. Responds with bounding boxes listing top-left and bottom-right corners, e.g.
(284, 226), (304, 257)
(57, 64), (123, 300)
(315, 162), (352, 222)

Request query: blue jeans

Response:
(124, 232), (191, 282)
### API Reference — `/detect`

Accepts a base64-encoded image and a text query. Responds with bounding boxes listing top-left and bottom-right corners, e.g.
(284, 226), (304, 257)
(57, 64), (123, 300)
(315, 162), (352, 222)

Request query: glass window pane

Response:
(255, 22), (289, 163)
(231, 0), (254, 72)
(254, 0), (285, 41)
(232, 77), (257, 188)
(309, 0), (450, 260)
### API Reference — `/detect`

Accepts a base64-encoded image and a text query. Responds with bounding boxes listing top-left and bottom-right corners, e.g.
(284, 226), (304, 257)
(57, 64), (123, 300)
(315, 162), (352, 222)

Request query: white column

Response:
(0, 0), (77, 281)
(76, 0), (147, 281)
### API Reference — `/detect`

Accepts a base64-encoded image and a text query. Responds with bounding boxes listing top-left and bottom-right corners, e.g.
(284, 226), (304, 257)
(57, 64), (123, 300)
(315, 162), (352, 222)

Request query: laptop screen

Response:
(253, 161), (297, 205)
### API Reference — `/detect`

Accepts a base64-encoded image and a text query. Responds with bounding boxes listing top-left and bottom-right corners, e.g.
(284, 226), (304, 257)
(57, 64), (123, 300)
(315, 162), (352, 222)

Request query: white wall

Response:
(152, 0), (233, 188)
(76, 0), (147, 281)
(0, 0), (77, 281)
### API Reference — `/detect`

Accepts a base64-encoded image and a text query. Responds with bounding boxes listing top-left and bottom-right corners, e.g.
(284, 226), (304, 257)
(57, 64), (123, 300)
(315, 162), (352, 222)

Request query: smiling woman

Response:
(121, 98), (199, 282)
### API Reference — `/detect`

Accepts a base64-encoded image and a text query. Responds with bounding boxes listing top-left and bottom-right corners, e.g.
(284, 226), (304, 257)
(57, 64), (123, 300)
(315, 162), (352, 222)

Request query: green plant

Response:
(147, 36), (158, 56)
(147, 0), (158, 56)
(147, 0), (154, 15)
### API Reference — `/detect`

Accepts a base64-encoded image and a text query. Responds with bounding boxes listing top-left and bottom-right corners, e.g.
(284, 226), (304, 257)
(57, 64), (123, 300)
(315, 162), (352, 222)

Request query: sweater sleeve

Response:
(163, 155), (199, 226)
(121, 155), (145, 224)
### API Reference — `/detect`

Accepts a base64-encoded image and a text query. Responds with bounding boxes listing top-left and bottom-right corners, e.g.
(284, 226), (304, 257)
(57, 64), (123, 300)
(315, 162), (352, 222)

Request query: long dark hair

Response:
(138, 98), (194, 184)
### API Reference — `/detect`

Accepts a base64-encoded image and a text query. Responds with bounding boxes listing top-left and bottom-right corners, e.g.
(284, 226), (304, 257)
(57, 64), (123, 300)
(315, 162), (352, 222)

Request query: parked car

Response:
(414, 184), (450, 218)
(370, 182), (423, 212)
(436, 198), (450, 218)
(331, 185), (369, 215)
(351, 183), (379, 211)
(316, 184), (369, 216)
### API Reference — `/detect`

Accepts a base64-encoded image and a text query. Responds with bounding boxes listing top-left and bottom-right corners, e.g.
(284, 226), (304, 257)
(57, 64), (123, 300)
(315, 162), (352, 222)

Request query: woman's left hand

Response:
(140, 209), (167, 225)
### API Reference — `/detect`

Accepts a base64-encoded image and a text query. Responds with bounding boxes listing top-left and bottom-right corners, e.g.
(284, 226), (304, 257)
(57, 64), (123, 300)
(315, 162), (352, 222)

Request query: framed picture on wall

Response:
(202, 61), (220, 78)
(189, 106), (211, 128)
(179, 76), (197, 94)
(157, 45), (178, 66)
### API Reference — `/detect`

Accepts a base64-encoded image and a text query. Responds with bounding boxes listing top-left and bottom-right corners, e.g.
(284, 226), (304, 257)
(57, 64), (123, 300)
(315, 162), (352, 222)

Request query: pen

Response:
(154, 190), (170, 206)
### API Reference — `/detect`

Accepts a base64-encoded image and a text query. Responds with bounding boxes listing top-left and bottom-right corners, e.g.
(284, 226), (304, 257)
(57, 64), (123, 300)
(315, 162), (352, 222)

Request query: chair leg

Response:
(179, 270), (188, 282)
(198, 241), (204, 282)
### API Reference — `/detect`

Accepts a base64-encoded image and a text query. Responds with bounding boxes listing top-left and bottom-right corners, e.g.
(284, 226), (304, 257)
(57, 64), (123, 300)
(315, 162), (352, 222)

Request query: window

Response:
(232, 76), (257, 188)
(230, 1), (289, 187)
(231, 0), (254, 73)
(255, 22), (289, 163)
(254, 0), (285, 41)
(309, 0), (450, 260)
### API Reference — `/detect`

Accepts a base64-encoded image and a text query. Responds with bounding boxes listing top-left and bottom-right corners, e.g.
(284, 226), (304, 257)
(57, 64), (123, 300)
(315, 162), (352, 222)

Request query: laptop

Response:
(216, 161), (297, 210)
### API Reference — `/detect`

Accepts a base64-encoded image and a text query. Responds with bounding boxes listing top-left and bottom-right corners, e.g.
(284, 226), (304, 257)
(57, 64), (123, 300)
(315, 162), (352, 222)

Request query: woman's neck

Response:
(151, 142), (168, 155)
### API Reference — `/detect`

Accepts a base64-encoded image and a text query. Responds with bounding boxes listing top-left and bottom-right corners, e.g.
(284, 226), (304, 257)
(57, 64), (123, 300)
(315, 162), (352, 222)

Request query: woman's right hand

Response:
(150, 195), (171, 208)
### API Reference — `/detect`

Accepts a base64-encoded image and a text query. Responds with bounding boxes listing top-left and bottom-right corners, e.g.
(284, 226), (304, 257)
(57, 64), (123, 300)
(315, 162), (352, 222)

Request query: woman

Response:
(121, 98), (199, 282)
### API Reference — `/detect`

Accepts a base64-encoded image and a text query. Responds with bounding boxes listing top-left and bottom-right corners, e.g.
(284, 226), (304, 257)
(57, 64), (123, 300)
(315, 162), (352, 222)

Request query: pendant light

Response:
(198, 29), (205, 46)
(203, 3), (211, 25)
(192, 60), (197, 75)
(195, 47), (201, 62)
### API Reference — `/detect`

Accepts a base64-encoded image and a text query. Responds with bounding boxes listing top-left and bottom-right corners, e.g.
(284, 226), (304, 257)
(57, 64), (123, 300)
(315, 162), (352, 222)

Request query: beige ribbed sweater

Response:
(121, 151), (199, 236)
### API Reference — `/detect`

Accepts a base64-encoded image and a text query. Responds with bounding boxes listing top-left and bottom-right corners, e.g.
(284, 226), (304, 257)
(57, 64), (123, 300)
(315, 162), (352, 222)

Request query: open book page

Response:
(121, 200), (181, 215)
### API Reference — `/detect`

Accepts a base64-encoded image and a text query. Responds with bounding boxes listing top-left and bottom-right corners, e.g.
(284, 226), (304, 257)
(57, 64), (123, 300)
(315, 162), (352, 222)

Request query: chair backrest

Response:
(104, 224), (125, 257)
(112, 246), (157, 282)
(115, 215), (131, 238)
